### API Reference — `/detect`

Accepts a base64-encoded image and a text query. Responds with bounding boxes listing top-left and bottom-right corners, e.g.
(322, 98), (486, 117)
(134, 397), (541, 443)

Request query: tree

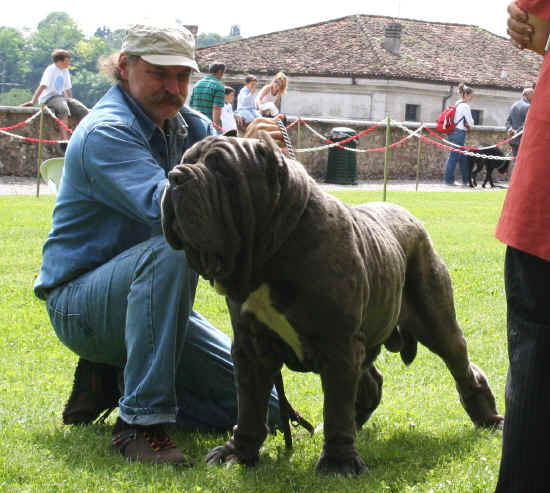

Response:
(0, 27), (27, 86)
(197, 31), (242, 48)
(73, 37), (111, 73)
(70, 69), (111, 108)
(0, 87), (32, 106)
(94, 26), (125, 51)
(197, 32), (225, 48)
(24, 12), (84, 88)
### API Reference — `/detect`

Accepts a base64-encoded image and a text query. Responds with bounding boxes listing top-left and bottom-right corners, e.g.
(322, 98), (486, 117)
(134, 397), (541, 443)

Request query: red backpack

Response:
(436, 102), (466, 134)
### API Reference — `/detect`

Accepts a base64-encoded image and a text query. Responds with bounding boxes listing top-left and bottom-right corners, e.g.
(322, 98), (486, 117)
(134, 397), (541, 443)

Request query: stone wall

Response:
(0, 106), (81, 177)
(285, 117), (510, 182)
(0, 106), (509, 182)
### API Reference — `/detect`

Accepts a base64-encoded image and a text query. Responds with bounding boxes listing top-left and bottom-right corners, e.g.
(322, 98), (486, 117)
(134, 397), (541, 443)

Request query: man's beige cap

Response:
(122, 24), (199, 71)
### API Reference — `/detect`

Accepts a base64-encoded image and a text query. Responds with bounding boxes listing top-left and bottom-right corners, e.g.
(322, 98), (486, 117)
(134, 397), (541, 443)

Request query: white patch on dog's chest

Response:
(242, 283), (304, 362)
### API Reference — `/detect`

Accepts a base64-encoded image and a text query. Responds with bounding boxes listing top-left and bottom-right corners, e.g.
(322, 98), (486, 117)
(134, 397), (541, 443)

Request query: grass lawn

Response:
(0, 190), (508, 493)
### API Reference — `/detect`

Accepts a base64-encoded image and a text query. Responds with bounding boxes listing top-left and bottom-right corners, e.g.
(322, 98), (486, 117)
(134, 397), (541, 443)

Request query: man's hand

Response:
(507, 1), (533, 49)
(20, 101), (35, 107)
(243, 117), (284, 147)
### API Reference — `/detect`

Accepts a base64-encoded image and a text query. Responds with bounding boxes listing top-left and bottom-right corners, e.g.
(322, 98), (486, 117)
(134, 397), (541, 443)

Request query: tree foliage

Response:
(0, 87), (33, 106)
(0, 27), (28, 89)
(197, 25), (242, 47)
(24, 12), (85, 88)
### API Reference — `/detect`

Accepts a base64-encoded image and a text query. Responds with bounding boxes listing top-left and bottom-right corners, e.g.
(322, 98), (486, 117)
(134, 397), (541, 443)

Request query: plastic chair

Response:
(39, 157), (64, 194)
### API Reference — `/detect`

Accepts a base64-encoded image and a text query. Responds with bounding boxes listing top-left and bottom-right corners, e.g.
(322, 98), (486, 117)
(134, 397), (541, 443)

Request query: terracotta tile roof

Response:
(196, 14), (542, 90)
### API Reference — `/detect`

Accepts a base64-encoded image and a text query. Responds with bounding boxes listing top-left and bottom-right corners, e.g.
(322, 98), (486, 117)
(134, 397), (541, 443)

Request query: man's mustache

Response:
(152, 92), (185, 106)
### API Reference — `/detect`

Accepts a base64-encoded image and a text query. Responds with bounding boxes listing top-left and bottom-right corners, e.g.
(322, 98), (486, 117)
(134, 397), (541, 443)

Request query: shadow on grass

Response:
(31, 418), (498, 491)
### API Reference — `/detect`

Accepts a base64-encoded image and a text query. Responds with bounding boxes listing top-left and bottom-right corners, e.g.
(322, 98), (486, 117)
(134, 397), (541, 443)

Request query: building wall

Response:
(284, 117), (510, 183)
(207, 75), (522, 127)
(0, 106), (72, 176)
(0, 106), (511, 184)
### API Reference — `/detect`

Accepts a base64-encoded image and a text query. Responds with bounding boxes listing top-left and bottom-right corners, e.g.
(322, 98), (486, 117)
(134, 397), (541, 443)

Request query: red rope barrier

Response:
(47, 113), (73, 134)
(23, 137), (62, 144)
(0, 119), (30, 132)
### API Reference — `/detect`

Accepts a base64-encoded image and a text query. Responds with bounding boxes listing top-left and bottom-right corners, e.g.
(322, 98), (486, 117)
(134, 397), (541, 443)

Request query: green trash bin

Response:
(325, 127), (357, 185)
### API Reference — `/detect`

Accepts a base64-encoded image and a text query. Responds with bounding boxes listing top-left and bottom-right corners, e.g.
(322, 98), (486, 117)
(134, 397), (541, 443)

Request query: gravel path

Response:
(0, 175), (508, 196)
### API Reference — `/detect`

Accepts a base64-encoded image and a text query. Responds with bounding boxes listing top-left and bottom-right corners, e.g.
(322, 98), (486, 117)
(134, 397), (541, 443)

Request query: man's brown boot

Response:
(62, 358), (121, 425)
(111, 418), (193, 466)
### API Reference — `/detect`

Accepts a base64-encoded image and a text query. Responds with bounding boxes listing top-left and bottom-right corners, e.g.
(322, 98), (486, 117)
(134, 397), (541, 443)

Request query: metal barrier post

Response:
(416, 128), (422, 192)
(297, 118), (302, 159)
(36, 105), (45, 198)
(383, 114), (391, 202)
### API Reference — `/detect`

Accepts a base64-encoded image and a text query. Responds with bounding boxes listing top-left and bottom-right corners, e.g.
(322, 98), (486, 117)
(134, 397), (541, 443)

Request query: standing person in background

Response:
(220, 86), (242, 133)
(505, 85), (534, 158)
(235, 74), (261, 125)
(444, 83), (475, 186)
(256, 72), (288, 118)
(21, 49), (88, 150)
(189, 62), (225, 130)
(494, 1), (550, 492)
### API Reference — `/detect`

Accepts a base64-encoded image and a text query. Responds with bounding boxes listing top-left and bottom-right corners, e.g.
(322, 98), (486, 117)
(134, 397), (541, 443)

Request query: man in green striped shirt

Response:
(189, 62), (225, 129)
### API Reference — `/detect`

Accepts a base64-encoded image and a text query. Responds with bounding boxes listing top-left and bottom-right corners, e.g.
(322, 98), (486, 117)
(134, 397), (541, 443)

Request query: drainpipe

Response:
(442, 84), (455, 110)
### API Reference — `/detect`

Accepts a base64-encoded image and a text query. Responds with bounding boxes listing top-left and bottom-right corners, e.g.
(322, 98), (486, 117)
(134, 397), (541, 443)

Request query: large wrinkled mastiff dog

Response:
(161, 133), (503, 476)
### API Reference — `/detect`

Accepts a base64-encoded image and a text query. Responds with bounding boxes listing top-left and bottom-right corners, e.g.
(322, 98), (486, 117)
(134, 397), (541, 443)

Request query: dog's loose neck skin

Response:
(242, 283), (304, 362)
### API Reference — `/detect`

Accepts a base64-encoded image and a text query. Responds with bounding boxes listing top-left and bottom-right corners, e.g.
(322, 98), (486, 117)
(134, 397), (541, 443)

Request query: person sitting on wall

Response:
(256, 72), (288, 119)
(21, 49), (88, 151)
(235, 74), (261, 126)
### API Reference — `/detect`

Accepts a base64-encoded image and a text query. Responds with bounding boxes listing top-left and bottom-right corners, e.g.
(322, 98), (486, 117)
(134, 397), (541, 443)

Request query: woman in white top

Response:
(444, 82), (475, 185)
(256, 72), (288, 118)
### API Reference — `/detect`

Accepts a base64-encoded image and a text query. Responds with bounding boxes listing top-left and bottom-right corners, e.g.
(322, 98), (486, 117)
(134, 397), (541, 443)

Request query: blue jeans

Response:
(236, 108), (261, 124)
(444, 129), (468, 184)
(46, 235), (279, 431)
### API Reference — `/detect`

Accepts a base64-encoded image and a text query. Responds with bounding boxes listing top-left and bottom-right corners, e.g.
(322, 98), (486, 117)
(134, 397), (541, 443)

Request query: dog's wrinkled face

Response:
(161, 134), (288, 302)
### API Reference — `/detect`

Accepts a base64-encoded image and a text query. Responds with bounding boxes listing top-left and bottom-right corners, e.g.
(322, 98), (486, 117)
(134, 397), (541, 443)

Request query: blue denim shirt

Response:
(34, 84), (215, 300)
(237, 86), (256, 112)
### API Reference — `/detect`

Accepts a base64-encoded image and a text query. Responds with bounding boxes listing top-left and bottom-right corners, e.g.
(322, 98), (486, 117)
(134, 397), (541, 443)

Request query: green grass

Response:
(0, 190), (508, 492)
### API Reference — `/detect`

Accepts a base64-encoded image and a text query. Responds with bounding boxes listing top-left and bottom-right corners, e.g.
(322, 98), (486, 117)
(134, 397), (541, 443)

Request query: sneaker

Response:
(111, 418), (193, 466)
(62, 358), (121, 425)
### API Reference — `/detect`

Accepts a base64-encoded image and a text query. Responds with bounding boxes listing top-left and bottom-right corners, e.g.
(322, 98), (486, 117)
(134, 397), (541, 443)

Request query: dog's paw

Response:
(205, 439), (260, 468)
(315, 445), (367, 476)
(458, 363), (504, 430)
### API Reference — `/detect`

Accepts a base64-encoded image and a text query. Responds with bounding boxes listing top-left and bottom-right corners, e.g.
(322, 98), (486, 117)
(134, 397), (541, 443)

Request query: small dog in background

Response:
(467, 146), (509, 188)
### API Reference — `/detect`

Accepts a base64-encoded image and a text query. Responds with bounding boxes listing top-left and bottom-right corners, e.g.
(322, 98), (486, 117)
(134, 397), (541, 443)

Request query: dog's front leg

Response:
(316, 335), (368, 476)
(206, 308), (276, 468)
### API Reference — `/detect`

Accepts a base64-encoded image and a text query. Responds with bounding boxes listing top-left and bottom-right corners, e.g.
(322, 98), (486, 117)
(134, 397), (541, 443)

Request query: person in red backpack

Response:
(443, 82), (475, 185)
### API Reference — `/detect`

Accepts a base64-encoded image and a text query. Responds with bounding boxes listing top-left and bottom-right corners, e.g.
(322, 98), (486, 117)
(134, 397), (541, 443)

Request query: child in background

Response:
(221, 86), (243, 133)
(235, 75), (261, 125)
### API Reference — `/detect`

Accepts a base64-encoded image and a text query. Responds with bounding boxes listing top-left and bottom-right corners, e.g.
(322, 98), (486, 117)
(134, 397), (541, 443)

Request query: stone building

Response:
(192, 14), (542, 126)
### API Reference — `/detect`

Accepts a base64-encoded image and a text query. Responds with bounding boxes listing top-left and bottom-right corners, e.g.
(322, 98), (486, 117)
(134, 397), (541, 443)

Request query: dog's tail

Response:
(400, 328), (418, 365)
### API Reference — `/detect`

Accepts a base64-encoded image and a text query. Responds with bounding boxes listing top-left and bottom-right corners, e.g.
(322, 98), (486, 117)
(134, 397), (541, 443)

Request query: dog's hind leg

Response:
(470, 161), (482, 187)
(399, 247), (503, 428)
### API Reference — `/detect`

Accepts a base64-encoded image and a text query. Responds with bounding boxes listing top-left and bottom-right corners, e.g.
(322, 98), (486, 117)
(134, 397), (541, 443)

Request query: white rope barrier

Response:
(393, 121), (515, 161)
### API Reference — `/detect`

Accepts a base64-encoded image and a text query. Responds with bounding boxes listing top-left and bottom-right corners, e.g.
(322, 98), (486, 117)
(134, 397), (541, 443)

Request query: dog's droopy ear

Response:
(161, 185), (186, 250)
(161, 166), (196, 250)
